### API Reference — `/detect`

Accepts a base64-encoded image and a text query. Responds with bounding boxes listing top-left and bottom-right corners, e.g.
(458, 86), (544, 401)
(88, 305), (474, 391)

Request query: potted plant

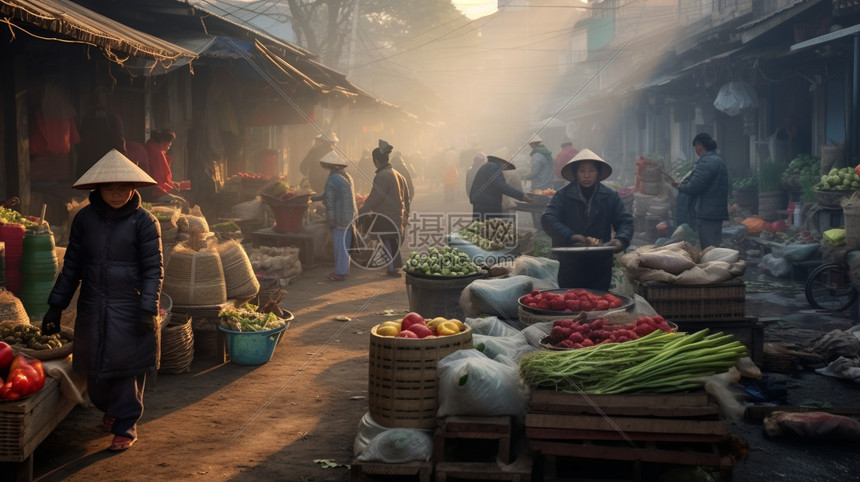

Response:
(758, 162), (787, 221)
(731, 176), (758, 213)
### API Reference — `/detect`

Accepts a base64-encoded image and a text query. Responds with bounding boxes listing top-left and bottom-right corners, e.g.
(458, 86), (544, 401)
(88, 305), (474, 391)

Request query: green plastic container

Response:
(20, 232), (58, 320)
(219, 324), (286, 365)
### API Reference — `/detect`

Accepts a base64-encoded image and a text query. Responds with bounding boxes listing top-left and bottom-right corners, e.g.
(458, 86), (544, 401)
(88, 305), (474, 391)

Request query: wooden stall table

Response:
(0, 375), (86, 482)
(251, 227), (318, 269)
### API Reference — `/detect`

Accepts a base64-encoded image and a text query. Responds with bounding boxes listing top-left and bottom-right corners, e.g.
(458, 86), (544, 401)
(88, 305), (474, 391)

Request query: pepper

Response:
(0, 354), (46, 401)
(436, 321), (461, 336)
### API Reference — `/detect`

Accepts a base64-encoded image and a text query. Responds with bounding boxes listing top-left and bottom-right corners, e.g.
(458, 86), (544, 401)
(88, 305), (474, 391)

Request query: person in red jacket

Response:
(553, 142), (579, 189)
(142, 129), (187, 206)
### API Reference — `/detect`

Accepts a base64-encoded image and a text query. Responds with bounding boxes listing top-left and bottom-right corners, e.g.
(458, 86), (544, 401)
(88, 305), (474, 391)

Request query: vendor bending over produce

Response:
(541, 149), (633, 290)
(42, 149), (163, 452)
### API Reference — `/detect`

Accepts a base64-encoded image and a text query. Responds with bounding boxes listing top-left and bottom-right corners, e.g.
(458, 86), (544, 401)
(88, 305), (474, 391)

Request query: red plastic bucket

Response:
(272, 204), (308, 233)
(0, 224), (26, 294)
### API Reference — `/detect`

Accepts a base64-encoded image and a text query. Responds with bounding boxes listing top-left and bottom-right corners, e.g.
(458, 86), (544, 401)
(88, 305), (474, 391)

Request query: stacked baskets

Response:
(218, 240), (260, 300)
(160, 313), (194, 374)
(163, 245), (227, 306)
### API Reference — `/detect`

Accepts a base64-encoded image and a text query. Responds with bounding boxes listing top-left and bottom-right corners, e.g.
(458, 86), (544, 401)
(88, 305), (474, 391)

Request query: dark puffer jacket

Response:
(541, 182), (634, 248)
(677, 150), (729, 221)
(48, 190), (163, 379)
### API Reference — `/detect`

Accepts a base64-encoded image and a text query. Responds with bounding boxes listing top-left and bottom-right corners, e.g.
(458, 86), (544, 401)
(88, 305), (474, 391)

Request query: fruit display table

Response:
(0, 375), (86, 481)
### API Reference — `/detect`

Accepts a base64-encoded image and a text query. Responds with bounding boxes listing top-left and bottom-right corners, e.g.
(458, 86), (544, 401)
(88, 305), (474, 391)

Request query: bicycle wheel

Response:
(805, 263), (858, 311)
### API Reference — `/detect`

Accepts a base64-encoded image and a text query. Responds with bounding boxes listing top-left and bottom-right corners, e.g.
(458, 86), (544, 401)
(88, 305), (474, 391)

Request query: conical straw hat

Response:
(561, 148), (613, 182)
(73, 149), (157, 190)
(319, 150), (348, 168)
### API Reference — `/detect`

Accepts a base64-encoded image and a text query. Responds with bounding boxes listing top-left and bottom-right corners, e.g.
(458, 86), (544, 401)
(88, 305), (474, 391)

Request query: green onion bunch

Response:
(519, 329), (748, 394)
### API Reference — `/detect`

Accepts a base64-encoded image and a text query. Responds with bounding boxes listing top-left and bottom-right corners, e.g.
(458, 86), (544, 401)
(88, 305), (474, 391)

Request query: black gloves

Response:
(138, 312), (157, 337)
(41, 306), (62, 335)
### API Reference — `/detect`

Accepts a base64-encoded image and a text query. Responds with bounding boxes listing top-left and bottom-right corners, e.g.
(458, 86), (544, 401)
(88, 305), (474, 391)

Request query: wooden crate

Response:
(526, 390), (736, 480)
(434, 416), (513, 464)
(0, 377), (84, 481)
(639, 279), (745, 320)
(434, 457), (533, 481)
(350, 460), (432, 482)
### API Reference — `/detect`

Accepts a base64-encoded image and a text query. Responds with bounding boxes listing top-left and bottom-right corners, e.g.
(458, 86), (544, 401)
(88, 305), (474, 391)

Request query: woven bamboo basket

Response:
(162, 246), (227, 306)
(218, 240), (260, 299)
(0, 290), (29, 324)
(159, 313), (194, 374)
(841, 192), (860, 250)
(368, 324), (472, 430)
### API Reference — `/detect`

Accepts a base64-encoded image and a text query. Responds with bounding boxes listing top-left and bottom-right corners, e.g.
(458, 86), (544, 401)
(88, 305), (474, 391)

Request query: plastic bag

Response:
(760, 253), (792, 277)
(764, 411), (860, 441)
(460, 275), (556, 318)
(771, 243), (819, 262)
(464, 316), (522, 337)
(356, 429), (434, 463)
(436, 350), (529, 418)
(699, 247), (740, 264)
(472, 333), (530, 361)
(509, 256), (560, 284)
(638, 249), (696, 274)
(713, 80), (758, 116)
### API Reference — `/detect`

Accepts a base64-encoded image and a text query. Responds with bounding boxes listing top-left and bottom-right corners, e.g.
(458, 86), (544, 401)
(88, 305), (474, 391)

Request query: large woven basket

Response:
(841, 191), (860, 250)
(163, 247), (227, 306)
(368, 324), (472, 430)
(159, 313), (194, 374)
(0, 290), (29, 324)
(218, 240), (260, 299)
(816, 189), (853, 208)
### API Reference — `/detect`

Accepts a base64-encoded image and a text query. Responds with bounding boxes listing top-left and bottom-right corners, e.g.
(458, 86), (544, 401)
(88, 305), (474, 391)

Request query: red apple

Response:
(395, 330), (418, 338)
(400, 312), (425, 331)
(406, 324), (434, 338)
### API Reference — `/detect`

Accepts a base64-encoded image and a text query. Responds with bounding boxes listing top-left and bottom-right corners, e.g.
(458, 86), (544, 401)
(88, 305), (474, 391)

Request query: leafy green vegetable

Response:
(218, 304), (286, 331)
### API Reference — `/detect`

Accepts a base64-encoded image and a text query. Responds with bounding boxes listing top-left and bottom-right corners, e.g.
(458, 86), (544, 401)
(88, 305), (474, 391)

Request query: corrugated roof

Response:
(0, 0), (197, 63)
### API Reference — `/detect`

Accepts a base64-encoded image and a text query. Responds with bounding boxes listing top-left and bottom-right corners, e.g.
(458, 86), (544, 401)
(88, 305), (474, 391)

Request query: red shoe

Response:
(327, 273), (347, 281)
(109, 435), (137, 451)
(101, 415), (115, 433)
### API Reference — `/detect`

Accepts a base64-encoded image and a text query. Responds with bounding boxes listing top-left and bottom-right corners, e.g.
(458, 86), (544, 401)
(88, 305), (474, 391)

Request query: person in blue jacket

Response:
(670, 132), (729, 249)
(312, 151), (357, 281)
(469, 155), (533, 220)
(541, 149), (633, 290)
(41, 149), (162, 452)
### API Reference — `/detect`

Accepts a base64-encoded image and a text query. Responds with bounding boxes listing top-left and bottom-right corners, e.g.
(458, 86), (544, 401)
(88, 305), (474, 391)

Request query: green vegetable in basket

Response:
(218, 305), (286, 332)
(403, 246), (482, 277)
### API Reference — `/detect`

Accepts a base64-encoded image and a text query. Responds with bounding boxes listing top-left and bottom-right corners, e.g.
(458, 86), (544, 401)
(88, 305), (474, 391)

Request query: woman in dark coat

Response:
(541, 148), (634, 290)
(41, 149), (163, 452)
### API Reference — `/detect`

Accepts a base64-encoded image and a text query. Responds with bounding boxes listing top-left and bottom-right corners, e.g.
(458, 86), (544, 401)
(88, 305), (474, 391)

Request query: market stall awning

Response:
(0, 0), (197, 64)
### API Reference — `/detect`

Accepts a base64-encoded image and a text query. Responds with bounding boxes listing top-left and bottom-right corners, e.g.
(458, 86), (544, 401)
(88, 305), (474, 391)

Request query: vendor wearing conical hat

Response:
(541, 148), (633, 290)
(42, 148), (162, 452)
(312, 151), (356, 281)
(469, 155), (533, 220)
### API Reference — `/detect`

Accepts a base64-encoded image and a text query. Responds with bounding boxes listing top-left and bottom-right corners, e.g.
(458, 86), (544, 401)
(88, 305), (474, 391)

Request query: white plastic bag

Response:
(465, 316), (522, 337)
(460, 275), (556, 318)
(356, 429), (433, 463)
(437, 350), (529, 418)
(713, 80), (758, 116)
(509, 256), (560, 284)
(760, 253), (792, 278)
